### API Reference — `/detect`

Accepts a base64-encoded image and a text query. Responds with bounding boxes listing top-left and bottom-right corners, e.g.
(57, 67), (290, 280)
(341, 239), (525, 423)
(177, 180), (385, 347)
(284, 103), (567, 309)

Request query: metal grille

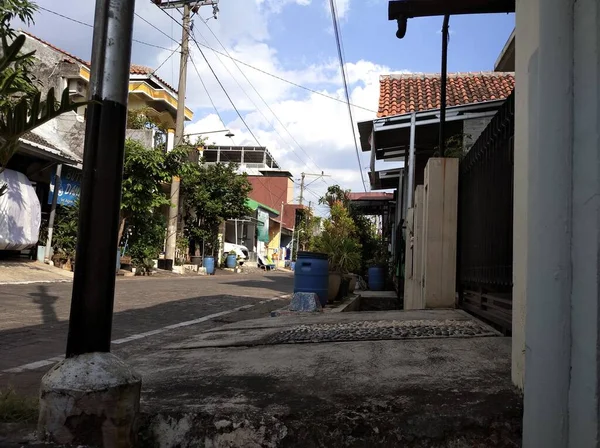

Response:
(457, 91), (514, 334)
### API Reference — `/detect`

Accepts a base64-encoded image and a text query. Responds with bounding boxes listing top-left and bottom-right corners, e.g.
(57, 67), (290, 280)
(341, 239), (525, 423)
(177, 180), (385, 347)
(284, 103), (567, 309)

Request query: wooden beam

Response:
(388, 0), (515, 19)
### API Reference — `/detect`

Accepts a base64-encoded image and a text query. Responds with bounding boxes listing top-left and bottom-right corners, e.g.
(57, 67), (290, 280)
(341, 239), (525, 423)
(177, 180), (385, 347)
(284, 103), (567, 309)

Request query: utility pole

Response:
(162, 0), (219, 265)
(39, 1), (140, 444)
(298, 172), (306, 206)
(295, 172), (330, 257)
(298, 171), (331, 206)
(164, 2), (190, 263)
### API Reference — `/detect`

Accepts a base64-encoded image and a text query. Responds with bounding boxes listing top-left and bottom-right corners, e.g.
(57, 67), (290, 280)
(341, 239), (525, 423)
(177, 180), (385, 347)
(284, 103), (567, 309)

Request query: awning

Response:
(245, 198), (279, 216)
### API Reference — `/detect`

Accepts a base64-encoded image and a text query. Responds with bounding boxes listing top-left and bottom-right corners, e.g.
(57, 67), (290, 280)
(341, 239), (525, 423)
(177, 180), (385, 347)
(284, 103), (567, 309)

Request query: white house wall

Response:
(517, 0), (600, 446)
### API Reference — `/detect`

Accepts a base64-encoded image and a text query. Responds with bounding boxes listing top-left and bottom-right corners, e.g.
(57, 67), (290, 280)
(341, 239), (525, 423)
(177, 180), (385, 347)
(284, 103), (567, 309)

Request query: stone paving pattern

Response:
(263, 318), (495, 344)
(0, 271), (293, 394)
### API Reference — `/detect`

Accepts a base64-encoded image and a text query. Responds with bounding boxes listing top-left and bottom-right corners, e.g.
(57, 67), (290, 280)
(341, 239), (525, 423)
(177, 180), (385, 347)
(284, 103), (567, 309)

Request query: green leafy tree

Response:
(319, 184), (350, 208)
(294, 208), (320, 256)
(349, 208), (378, 274)
(52, 201), (79, 263)
(181, 161), (251, 256)
(119, 139), (188, 268)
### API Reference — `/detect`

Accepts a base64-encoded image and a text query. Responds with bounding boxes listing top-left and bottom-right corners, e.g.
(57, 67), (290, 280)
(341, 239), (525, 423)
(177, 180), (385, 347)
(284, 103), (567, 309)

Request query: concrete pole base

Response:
(37, 352), (141, 447)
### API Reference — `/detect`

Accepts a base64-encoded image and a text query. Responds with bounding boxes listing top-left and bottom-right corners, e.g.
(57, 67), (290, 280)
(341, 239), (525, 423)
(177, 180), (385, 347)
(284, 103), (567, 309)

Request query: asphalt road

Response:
(0, 271), (293, 394)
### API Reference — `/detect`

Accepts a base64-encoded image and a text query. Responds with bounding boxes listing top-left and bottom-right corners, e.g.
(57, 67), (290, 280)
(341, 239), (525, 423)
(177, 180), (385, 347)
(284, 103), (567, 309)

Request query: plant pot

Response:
(346, 274), (357, 293)
(328, 272), (342, 302)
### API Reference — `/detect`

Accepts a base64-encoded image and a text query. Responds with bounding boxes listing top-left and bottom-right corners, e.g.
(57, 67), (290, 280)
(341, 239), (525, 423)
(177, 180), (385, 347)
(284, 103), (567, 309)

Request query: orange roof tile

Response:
(377, 72), (515, 118)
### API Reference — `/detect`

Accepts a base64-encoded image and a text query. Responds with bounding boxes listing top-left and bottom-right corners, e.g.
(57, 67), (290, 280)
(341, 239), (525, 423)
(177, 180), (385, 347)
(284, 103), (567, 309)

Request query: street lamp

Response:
(185, 129), (235, 138)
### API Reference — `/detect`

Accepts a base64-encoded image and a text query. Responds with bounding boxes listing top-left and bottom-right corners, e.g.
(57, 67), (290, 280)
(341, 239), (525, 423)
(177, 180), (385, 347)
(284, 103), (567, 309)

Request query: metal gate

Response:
(457, 91), (514, 334)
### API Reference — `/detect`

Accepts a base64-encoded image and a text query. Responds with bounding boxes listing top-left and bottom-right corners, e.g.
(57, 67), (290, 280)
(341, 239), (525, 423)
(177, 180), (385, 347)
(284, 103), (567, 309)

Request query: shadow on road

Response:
(29, 285), (60, 324)
(0, 293), (287, 375)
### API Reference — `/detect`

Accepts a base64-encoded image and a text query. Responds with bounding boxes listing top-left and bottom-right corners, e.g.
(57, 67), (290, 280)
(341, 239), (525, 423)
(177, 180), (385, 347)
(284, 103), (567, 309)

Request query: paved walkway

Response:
(0, 261), (73, 285)
(135, 310), (521, 447)
(0, 271), (293, 394)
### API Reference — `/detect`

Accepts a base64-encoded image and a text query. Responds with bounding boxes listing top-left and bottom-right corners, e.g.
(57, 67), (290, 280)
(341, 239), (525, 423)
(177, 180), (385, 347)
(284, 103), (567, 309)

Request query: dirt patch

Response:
(358, 295), (402, 311)
(139, 387), (522, 447)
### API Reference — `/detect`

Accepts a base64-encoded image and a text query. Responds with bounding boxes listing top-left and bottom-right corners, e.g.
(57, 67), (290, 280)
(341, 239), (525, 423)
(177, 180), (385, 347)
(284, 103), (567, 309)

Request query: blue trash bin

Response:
(203, 256), (215, 275)
(293, 252), (329, 306)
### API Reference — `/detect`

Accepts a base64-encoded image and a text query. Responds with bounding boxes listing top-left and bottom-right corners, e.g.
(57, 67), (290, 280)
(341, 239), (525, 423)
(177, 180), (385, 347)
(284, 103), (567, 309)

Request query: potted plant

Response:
(336, 238), (361, 299)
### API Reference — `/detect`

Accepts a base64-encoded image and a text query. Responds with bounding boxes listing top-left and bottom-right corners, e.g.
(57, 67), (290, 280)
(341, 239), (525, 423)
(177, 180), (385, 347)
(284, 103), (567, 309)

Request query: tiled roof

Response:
(129, 64), (177, 93)
(20, 32), (178, 93)
(22, 131), (57, 148)
(377, 72), (515, 118)
(20, 131), (82, 163)
(20, 30), (90, 66)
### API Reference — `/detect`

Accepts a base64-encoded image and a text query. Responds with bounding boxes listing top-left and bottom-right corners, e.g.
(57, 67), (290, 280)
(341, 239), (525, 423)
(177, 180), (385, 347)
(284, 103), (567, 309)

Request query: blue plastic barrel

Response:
(368, 266), (385, 291)
(294, 251), (329, 306)
(226, 254), (237, 268)
(203, 256), (215, 275)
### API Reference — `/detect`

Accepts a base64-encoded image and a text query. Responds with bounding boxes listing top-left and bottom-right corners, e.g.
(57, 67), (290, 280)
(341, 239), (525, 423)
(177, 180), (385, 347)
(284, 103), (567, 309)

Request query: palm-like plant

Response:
(0, 35), (86, 166)
(0, 11), (90, 196)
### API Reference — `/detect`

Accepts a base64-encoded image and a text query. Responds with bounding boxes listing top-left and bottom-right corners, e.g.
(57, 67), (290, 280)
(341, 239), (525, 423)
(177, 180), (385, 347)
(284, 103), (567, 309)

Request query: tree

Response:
(319, 184), (350, 208)
(295, 208), (320, 255)
(119, 139), (188, 269)
(181, 161), (251, 256)
(0, 0), (89, 195)
(311, 204), (362, 273)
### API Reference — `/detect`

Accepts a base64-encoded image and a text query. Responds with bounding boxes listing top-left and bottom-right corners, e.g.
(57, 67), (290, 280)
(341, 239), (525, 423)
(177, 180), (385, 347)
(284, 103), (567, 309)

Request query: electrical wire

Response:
(200, 19), (328, 178)
(37, 6), (174, 52)
(188, 53), (226, 127)
(328, 0), (367, 192)
(147, 3), (376, 114)
(191, 28), (325, 179)
(38, 4), (377, 114)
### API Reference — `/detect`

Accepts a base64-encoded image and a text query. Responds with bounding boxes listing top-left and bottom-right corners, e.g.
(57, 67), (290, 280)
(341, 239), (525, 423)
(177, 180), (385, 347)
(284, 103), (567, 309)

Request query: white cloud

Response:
(25, 0), (408, 208)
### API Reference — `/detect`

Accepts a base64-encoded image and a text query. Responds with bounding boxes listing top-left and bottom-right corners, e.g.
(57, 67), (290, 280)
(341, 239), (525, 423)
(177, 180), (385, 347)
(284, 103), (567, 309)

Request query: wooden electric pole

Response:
(161, 0), (219, 264)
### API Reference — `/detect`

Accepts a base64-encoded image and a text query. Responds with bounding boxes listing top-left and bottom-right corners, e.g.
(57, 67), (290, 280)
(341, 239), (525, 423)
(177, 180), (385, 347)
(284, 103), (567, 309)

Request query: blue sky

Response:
(25, 0), (515, 203)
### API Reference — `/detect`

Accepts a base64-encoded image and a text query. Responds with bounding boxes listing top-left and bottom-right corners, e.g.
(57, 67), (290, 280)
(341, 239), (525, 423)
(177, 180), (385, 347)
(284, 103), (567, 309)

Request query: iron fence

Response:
(457, 91), (514, 334)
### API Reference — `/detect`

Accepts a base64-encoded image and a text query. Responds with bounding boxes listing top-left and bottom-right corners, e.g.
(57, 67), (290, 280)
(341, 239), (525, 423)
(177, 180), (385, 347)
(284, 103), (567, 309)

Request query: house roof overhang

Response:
(495, 29), (516, 72)
(359, 99), (505, 159)
(349, 192), (395, 215)
(359, 100), (505, 190)
(368, 167), (405, 191)
(17, 138), (82, 166)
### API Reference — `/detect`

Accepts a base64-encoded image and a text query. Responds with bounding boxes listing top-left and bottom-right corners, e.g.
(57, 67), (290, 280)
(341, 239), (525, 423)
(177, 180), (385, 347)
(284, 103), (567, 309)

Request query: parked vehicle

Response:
(223, 242), (249, 265)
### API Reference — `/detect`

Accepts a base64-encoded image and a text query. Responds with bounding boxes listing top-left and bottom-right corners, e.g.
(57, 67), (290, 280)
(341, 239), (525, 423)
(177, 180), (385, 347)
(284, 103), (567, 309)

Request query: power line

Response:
(191, 28), (326, 180)
(145, 4), (376, 114)
(38, 4), (377, 114)
(200, 20), (328, 178)
(188, 53), (225, 127)
(37, 6), (174, 52)
(328, 0), (367, 192)
(154, 9), (281, 208)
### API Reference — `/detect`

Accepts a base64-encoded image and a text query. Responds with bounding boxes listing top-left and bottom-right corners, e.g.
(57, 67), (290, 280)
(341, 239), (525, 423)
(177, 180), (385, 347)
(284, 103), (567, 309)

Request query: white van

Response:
(223, 242), (249, 264)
